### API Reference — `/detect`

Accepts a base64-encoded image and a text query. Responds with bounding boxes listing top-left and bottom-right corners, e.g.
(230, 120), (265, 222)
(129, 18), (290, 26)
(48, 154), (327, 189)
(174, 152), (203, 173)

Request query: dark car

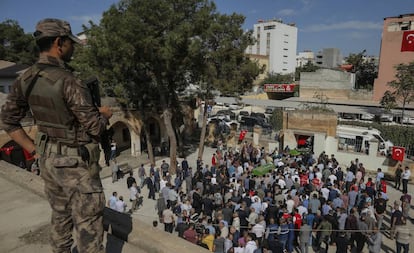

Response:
(216, 110), (236, 120)
(265, 106), (276, 114)
(250, 112), (266, 119)
(239, 116), (272, 134)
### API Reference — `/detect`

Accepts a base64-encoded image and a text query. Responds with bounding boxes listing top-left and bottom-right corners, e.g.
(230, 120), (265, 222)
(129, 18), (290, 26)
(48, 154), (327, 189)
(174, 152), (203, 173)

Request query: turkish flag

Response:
(392, 146), (405, 161)
(239, 130), (247, 141)
(401, 31), (414, 52)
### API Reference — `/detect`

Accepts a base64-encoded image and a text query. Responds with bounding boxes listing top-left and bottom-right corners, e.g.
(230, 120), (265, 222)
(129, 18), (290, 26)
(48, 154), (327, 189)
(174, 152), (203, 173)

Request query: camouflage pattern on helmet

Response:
(34, 18), (82, 44)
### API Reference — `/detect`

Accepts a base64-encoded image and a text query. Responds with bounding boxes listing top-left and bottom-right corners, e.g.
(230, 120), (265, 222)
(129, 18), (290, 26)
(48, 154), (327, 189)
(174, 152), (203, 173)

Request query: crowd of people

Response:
(108, 141), (412, 253)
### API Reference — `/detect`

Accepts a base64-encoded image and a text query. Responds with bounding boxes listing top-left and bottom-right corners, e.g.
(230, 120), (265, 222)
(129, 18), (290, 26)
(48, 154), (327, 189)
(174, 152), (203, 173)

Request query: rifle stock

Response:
(83, 76), (112, 165)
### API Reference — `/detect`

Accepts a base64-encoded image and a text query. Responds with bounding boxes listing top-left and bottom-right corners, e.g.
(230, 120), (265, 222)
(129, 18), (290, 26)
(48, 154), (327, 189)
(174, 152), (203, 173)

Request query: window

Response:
(401, 21), (410, 30)
(266, 33), (271, 55)
(264, 25), (276, 30)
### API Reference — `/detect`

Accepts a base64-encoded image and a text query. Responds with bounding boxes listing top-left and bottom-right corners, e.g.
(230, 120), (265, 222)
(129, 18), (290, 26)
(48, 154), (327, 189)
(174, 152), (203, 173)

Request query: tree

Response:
(72, 0), (261, 171)
(0, 19), (37, 65)
(194, 12), (262, 157)
(295, 61), (319, 81)
(344, 50), (378, 90)
(387, 61), (414, 123)
(261, 72), (294, 85)
(380, 90), (397, 112)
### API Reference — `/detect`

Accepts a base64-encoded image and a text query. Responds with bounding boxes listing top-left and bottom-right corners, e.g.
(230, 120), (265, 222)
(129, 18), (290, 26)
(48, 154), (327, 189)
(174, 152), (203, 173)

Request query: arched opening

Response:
(110, 121), (131, 154)
(140, 117), (162, 155)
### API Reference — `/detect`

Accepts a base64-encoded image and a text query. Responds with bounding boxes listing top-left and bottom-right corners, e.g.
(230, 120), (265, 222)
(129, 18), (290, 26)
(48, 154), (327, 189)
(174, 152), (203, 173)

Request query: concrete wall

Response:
(280, 110), (414, 176)
(282, 110), (338, 137)
(0, 161), (209, 253)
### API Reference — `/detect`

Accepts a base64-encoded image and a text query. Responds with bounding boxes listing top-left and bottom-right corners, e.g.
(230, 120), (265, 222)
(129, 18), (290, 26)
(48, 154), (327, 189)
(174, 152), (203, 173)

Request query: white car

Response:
(207, 116), (239, 129)
(228, 103), (244, 110)
(360, 113), (375, 121)
(380, 114), (393, 122)
(402, 116), (414, 125)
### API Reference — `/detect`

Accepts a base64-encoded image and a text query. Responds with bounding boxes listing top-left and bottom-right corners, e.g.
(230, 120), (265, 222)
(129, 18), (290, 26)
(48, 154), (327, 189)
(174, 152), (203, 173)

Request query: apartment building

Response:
(246, 19), (298, 75)
(296, 50), (315, 68)
(373, 13), (414, 101)
(315, 48), (343, 69)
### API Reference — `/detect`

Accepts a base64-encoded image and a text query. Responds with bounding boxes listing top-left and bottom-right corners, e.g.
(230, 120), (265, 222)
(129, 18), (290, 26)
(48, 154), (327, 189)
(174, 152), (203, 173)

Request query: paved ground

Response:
(0, 145), (412, 253)
(103, 147), (414, 253)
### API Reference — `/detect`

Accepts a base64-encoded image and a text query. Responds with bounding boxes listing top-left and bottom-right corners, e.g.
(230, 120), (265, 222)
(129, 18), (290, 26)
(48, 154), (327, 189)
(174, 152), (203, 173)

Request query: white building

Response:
(246, 19), (298, 75)
(296, 50), (315, 68)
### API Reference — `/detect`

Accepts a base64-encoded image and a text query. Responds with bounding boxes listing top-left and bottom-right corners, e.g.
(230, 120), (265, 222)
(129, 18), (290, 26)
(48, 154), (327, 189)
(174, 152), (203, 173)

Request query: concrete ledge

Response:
(0, 161), (209, 253)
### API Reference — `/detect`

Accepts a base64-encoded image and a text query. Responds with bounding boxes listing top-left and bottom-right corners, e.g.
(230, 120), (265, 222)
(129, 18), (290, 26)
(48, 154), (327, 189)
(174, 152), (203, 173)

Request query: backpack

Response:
(173, 205), (181, 215)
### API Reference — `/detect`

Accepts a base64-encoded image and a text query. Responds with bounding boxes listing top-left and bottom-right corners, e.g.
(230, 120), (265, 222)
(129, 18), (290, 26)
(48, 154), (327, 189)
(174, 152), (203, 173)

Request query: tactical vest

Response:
(20, 64), (78, 144)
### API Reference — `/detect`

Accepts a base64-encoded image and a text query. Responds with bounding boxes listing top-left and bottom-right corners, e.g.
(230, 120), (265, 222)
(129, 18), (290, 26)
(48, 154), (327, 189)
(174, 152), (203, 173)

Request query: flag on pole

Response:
(392, 146), (405, 161)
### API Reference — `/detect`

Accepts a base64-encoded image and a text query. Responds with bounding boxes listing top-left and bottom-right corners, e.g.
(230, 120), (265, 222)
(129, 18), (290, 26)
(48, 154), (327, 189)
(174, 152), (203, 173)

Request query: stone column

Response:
(253, 126), (262, 146)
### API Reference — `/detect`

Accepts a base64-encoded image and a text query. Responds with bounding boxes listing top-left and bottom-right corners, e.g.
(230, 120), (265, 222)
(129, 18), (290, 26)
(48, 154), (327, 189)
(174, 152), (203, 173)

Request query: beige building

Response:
(373, 13), (414, 101)
(247, 53), (269, 84)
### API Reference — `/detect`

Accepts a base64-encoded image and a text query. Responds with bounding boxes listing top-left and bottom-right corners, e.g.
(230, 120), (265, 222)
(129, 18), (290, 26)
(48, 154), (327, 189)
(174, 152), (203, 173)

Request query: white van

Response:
(336, 125), (393, 155)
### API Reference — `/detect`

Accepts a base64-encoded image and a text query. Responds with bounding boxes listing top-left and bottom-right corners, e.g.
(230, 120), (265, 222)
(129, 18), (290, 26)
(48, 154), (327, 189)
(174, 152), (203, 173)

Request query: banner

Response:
(401, 31), (414, 52)
(264, 83), (296, 93)
(392, 146), (405, 161)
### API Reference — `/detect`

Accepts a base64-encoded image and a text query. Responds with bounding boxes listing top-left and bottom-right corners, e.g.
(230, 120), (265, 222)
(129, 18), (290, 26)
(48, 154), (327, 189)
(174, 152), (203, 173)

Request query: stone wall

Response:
(282, 110), (338, 137)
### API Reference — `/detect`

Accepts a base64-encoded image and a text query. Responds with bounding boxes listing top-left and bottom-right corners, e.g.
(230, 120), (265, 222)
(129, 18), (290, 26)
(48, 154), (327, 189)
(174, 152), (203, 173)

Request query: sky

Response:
(0, 0), (412, 57)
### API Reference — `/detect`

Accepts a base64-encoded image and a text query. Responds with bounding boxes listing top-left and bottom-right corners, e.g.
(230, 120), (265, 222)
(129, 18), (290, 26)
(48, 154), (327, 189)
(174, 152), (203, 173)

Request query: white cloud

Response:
(344, 31), (371, 39)
(303, 21), (382, 32)
(70, 14), (102, 26)
(277, 9), (296, 16)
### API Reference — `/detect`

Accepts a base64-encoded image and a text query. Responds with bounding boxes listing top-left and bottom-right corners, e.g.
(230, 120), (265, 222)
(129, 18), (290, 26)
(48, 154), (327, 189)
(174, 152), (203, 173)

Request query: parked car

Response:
(402, 116), (414, 125)
(228, 103), (244, 110)
(265, 106), (276, 114)
(250, 112), (266, 120)
(239, 116), (272, 134)
(207, 116), (239, 129)
(238, 110), (250, 121)
(380, 114), (393, 122)
(216, 109), (236, 120)
(360, 113), (375, 121)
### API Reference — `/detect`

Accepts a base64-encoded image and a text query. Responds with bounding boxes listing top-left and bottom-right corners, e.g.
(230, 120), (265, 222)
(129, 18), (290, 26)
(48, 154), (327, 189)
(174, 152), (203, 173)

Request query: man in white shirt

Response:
(115, 196), (127, 213)
(286, 195), (295, 213)
(402, 166), (411, 193)
(129, 182), (139, 212)
(107, 192), (118, 210)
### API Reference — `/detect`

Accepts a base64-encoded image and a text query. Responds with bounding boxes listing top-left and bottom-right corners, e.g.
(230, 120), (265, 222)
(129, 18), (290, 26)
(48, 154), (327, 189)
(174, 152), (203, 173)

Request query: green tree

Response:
(72, 0), (261, 170)
(0, 19), (37, 65)
(380, 90), (397, 112)
(295, 61), (319, 81)
(194, 12), (262, 157)
(387, 61), (414, 123)
(261, 72), (294, 84)
(344, 50), (378, 90)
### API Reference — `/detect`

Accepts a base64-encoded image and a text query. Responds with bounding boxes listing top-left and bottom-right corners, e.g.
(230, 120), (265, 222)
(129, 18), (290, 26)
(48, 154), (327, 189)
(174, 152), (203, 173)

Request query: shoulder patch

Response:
(41, 67), (71, 82)
(21, 67), (35, 82)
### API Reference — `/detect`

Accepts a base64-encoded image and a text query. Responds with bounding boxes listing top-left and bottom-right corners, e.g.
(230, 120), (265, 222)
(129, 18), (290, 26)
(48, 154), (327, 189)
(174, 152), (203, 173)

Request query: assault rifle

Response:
(83, 76), (112, 166)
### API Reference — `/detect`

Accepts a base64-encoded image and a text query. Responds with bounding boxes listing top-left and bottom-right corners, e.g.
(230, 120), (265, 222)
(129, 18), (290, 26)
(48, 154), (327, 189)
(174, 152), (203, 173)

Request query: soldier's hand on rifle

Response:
(99, 106), (113, 119)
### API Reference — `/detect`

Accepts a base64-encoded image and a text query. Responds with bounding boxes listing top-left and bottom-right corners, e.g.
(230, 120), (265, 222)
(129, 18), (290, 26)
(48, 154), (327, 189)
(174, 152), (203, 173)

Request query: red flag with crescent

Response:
(392, 146), (405, 161)
(401, 31), (414, 52)
(239, 130), (247, 141)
